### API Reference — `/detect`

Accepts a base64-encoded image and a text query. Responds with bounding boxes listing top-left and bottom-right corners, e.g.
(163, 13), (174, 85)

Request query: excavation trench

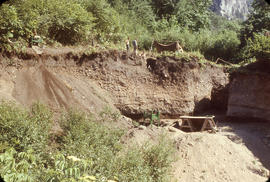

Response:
(0, 48), (270, 182)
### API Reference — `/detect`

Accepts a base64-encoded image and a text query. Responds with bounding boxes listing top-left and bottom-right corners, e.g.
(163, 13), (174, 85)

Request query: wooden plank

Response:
(180, 119), (194, 132)
(201, 118), (217, 132)
(180, 115), (215, 119)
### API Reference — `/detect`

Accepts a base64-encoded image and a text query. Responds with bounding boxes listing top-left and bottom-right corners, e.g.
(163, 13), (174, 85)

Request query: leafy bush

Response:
(174, 0), (212, 31)
(0, 4), (24, 52)
(0, 102), (52, 152)
(0, 148), (37, 182)
(238, 32), (270, 61)
(204, 30), (241, 61)
(141, 137), (175, 182)
(79, 0), (122, 43)
(0, 103), (176, 182)
(45, 0), (95, 45)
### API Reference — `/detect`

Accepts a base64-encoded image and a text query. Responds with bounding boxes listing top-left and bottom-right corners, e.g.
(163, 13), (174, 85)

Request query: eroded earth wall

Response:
(78, 54), (229, 117)
(227, 73), (270, 120)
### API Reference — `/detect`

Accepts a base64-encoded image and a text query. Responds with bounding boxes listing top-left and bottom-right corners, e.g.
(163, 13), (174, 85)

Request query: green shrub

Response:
(59, 109), (123, 177)
(239, 32), (270, 61)
(45, 0), (95, 45)
(58, 109), (175, 182)
(0, 4), (24, 52)
(0, 102), (52, 152)
(141, 137), (175, 182)
(113, 136), (175, 182)
(0, 148), (37, 182)
(99, 106), (120, 123)
(0, 103), (175, 182)
(204, 30), (241, 61)
(79, 0), (122, 43)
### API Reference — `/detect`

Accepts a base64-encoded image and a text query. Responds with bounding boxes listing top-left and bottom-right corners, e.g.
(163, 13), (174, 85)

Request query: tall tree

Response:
(151, 0), (179, 18)
(174, 0), (212, 31)
(240, 0), (270, 47)
(126, 0), (156, 28)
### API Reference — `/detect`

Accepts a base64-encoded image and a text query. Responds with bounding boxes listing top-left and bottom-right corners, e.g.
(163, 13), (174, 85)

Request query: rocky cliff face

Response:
(211, 0), (253, 20)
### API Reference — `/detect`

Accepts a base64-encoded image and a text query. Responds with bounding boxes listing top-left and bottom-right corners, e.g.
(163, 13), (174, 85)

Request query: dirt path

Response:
(218, 119), (270, 170)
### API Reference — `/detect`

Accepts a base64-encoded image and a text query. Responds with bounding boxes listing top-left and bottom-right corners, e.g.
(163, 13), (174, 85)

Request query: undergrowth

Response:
(0, 102), (175, 182)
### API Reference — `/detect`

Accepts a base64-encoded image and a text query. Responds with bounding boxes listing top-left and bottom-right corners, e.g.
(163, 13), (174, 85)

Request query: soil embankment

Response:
(1, 48), (229, 117)
(74, 53), (229, 117)
(227, 60), (270, 121)
(0, 47), (269, 182)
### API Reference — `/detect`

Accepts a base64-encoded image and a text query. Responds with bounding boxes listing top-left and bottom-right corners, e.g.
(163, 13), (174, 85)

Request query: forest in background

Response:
(0, 0), (269, 62)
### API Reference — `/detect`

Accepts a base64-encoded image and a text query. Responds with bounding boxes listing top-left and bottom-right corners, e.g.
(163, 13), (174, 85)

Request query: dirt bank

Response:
(70, 52), (229, 118)
(228, 60), (270, 121)
(0, 58), (118, 115)
(0, 47), (269, 182)
(1, 48), (229, 117)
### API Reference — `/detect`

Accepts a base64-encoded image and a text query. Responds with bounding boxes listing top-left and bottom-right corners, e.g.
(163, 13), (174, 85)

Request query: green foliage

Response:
(14, 0), (42, 40)
(113, 136), (175, 182)
(0, 102), (52, 152)
(99, 106), (120, 122)
(204, 30), (241, 61)
(141, 137), (175, 182)
(57, 109), (176, 181)
(240, 0), (270, 47)
(0, 0), (247, 62)
(0, 148), (37, 182)
(79, 0), (121, 43)
(0, 4), (24, 52)
(0, 103), (175, 182)
(151, 0), (177, 18)
(45, 0), (95, 45)
(153, 16), (182, 41)
(210, 13), (242, 33)
(175, 0), (213, 31)
(122, 0), (156, 29)
(239, 32), (270, 60)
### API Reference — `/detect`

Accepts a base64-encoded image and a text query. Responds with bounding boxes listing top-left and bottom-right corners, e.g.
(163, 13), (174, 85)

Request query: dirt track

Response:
(0, 47), (269, 181)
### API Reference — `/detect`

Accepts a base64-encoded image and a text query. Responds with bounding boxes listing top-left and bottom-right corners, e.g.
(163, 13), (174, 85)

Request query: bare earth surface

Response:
(0, 47), (269, 181)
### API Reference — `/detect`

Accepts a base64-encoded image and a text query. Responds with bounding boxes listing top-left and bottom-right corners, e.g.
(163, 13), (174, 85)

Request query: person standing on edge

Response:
(132, 39), (137, 55)
(126, 37), (130, 52)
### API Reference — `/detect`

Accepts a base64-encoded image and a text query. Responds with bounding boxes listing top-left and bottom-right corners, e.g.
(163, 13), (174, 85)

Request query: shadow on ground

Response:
(216, 115), (270, 170)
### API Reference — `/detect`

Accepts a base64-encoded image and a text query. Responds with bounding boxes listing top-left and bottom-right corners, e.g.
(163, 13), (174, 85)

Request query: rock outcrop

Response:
(211, 0), (253, 20)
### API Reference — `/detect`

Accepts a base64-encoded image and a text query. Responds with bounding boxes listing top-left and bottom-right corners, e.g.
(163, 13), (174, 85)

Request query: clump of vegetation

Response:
(0, 102), (175, 182)
(0, 0), (269, 64)
(238, 32), (270, 61)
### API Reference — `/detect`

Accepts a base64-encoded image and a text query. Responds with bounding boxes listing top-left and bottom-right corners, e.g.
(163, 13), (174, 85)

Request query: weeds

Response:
(99, 106), (120, 123)
(0, 103), (175, 182)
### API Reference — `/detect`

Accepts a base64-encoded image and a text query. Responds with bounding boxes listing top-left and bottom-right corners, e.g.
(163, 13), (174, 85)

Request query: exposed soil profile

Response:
(13, 65), (78, 109)
(0, 47), (269, 182)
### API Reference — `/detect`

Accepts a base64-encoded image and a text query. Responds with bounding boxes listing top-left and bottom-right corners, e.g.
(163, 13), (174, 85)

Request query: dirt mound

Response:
(172, 132), (269, 182)
(5, 48), (229, 117)
(72, 52), (229, 117)
(122, 126), (269, 182)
